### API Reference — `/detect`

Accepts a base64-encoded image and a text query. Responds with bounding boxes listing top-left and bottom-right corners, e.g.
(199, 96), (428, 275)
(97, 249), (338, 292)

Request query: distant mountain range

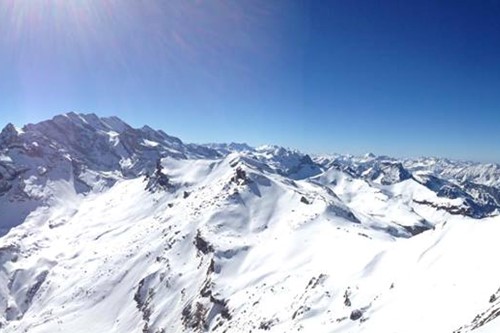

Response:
(1, 113), (499, 333)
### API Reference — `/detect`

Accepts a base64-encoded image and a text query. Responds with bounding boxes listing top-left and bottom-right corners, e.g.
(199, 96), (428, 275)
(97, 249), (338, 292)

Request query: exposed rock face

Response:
(350, 309), (363, 321)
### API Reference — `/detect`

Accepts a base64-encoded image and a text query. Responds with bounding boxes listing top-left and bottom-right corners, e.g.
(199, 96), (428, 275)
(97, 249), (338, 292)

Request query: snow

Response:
(474, 319), (500, 333)
(1, 113), (499, 332)
(106, 131), (120, 145)
(0, 154), (12, 162)
(142, 139), (159, 147)
(0, 153), (497, 333)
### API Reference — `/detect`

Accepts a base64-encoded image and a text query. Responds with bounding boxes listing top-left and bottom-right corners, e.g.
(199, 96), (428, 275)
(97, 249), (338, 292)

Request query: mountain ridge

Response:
(1, 112), (500, 333)
(1, 112), (499, 234)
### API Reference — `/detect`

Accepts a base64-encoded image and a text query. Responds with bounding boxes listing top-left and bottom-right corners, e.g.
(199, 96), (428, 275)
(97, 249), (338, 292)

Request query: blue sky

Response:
(0, 1), (499, 162)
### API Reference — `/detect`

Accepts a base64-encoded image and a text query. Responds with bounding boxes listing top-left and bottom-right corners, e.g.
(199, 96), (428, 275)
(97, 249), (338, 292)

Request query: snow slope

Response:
(1, 113), (500, 333)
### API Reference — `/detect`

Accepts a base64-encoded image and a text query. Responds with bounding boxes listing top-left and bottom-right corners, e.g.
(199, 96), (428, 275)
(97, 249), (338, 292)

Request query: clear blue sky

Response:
(1, 0), (499, 162)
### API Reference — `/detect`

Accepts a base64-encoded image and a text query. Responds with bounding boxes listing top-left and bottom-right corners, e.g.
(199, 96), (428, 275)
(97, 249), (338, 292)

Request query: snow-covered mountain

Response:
(1, 113), (500, 333)
(0, 112), (219, 235)
(316, 154), (500, 218)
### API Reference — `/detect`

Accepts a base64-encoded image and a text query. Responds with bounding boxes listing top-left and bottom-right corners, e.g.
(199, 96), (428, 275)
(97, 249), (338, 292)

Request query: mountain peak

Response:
(62, 111), (100, 125)
(1, 122), (17, 135)
(364, 152), (376, 158)
(0, 123), (21, 145)
(203, 142), (254, 154)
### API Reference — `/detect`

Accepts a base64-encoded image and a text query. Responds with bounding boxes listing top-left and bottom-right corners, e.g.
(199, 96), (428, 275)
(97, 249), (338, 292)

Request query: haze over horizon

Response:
(1, 0), (499, 162)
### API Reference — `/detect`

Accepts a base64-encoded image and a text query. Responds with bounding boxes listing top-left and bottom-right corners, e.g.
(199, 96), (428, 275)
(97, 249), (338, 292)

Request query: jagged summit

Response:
(0, 123), (21, 145)
(0, 122), (17, 134)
